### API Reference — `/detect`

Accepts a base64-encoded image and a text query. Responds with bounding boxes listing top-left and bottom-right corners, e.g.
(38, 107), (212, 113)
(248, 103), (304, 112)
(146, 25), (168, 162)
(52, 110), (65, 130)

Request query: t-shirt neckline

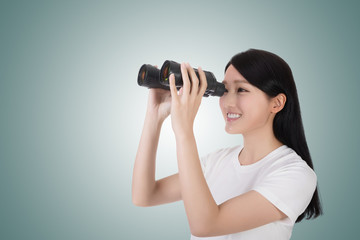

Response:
(232, 145), (287, 172)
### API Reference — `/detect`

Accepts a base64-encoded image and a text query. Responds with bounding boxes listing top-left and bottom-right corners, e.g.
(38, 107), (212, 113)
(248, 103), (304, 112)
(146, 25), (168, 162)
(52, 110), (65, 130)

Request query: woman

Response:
(132, 49), (322, 239)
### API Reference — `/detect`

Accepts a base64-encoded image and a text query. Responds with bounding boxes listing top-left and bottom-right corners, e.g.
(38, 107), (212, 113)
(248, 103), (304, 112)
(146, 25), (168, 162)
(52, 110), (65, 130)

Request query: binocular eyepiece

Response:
(137, 60), (226, 97)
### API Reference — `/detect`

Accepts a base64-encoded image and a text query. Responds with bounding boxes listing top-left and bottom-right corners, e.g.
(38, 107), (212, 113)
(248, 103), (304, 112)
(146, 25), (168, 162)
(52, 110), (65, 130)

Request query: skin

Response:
(220, 65), (286, 165)
(132, 63), (287, 237)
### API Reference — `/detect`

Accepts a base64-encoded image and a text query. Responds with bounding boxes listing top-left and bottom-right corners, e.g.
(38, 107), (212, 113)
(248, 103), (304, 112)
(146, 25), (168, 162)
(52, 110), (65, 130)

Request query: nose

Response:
(220, 92), (237, 108)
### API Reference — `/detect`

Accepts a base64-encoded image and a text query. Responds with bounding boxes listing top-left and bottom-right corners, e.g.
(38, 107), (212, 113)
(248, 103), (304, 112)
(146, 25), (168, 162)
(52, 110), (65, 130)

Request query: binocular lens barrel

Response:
(160, 60), (226, 97)
(137, 60), (226, 97)
(137, 64), (170, 90)
(160, 61), (184, 87)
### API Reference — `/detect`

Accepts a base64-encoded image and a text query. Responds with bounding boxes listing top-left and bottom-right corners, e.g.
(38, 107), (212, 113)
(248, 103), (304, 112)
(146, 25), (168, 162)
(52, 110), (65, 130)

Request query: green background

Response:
(1, 0), (359, 239)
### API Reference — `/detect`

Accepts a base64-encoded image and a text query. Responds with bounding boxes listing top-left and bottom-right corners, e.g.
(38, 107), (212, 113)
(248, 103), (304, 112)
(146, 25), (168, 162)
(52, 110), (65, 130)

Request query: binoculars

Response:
(137, 60), (226, 97)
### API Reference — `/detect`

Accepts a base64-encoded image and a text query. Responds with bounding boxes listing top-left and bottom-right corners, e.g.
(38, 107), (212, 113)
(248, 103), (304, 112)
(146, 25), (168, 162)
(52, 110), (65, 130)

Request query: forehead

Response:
(223, 65), (249, 84)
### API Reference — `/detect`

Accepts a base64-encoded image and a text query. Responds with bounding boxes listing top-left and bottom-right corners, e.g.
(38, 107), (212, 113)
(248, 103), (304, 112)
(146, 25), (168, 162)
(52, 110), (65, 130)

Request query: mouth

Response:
(226, 112), (242, 121)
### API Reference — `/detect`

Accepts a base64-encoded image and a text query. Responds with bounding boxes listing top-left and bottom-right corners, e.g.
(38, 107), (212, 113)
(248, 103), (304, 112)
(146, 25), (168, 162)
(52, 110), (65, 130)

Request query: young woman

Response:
(132, 49), (322, 239)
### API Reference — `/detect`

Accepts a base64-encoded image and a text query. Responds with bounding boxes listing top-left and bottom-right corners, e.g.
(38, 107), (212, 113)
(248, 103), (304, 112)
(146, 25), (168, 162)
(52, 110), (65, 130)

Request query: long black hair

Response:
(225, 49), (322, 222)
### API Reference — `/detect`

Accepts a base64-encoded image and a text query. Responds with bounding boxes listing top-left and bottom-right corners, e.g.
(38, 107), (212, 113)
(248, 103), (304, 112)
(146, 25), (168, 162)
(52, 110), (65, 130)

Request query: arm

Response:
(132, 88), (181, 207)
(169, 63), (286, 237)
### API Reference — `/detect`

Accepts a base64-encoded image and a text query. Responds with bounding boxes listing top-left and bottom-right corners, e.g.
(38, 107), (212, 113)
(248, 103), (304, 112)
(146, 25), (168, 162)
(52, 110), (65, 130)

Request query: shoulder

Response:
(267, 146), (316, 183)
(253, 146), (317, 223)
(201, 145), (242, 165)
(206, 145), (242, 158)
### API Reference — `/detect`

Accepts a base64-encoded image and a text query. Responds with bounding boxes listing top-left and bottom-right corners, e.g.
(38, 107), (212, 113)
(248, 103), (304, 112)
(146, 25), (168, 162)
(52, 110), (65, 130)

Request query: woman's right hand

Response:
(146, 88), (172, 123)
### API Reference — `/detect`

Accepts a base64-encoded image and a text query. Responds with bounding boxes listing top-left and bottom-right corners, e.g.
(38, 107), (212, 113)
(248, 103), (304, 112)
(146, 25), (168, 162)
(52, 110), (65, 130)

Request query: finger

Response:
(198, 66), (208, 96)
(186, 63), (199, 96)
(179, 87), (183, 96)
(169, 73), (178, 100)
(181, 63), (190, 96)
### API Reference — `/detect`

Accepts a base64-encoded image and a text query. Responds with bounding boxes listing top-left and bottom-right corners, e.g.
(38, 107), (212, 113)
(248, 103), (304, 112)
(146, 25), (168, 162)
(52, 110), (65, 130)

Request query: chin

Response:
(225, 126), (241, 134)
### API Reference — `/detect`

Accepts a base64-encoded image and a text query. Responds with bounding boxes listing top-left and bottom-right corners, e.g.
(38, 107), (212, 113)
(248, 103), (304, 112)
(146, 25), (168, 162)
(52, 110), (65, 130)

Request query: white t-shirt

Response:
(191, 145), (317, 240)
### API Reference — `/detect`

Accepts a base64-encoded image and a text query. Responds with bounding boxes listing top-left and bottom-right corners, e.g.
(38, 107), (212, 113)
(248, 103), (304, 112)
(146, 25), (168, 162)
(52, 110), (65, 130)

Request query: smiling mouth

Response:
(227, 113), (242, 120)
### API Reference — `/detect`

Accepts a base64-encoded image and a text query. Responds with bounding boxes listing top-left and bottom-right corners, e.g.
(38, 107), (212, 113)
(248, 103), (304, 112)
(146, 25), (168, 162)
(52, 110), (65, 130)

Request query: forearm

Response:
(132, 112), (163, 206)
(175, 131), (219, 235)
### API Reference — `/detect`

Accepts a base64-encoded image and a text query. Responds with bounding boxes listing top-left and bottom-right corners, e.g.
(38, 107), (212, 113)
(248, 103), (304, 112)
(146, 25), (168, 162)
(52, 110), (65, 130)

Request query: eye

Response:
(237, 88), (248, 93)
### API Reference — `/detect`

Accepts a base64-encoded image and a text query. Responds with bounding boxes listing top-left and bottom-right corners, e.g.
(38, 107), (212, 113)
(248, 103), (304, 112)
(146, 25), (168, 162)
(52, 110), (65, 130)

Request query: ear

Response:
(270, 93), (286, 114)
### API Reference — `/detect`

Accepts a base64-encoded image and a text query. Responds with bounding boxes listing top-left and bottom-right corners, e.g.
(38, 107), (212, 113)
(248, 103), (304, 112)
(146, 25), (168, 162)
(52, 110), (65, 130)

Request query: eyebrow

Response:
(222, 79), (249, 84)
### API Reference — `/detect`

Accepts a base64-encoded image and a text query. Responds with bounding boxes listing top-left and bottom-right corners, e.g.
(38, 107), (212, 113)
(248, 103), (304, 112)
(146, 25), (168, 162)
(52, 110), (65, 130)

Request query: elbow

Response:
(191, 228), (212, 238)
(188, 209), (219, 237)
(189, 222), (214, 238)
(132, 184), (149, 207)
(132, 198), (144, 207)
(132, 183), (158, 207)
(132, 194), (151, 207)
(132, 190), (154, 207)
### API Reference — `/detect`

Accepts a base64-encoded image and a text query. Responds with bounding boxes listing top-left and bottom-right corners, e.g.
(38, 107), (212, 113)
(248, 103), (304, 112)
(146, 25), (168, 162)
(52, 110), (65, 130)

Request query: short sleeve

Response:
(253, 162), (317, 224)
(199, 154), (207, 175)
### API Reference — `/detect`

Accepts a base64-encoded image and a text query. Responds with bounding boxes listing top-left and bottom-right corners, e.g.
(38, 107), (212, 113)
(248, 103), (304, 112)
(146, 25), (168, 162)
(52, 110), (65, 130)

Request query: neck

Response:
(239, 125), (283, 165)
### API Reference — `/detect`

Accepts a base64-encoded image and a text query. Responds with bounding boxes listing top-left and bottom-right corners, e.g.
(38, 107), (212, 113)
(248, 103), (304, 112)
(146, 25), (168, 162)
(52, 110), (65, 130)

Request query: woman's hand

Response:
(143, 65), (171, 123)
(146, 88), (172, 123)
(169, 63), (207, 137)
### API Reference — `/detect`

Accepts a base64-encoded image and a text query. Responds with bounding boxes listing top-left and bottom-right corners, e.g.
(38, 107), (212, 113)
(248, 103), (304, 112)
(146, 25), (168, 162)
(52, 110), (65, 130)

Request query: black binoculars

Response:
(137, 60), (226, 97)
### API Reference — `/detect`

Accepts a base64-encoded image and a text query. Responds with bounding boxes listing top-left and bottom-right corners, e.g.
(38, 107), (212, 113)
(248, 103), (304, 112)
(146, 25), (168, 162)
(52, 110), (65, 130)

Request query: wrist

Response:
(146, 109), (165, 124)
(174, 128), (195, 142)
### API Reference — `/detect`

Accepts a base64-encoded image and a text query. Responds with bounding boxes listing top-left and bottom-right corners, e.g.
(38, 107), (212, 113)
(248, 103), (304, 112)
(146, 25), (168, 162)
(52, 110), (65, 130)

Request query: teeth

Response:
(227, 113), (241, 119)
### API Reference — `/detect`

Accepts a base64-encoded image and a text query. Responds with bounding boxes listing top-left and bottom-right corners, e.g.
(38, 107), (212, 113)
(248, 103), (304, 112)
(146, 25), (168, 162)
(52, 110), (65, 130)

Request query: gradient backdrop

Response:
(1, 0), (359, 239)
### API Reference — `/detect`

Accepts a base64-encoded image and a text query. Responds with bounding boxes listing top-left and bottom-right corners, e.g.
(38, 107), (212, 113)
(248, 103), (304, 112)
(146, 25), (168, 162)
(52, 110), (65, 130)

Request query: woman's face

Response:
(219, 65), (275, 135)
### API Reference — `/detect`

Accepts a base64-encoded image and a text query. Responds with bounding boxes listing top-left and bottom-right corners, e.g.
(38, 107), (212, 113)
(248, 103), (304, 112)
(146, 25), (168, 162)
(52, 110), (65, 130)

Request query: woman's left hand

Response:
(169, 63), (207, 137)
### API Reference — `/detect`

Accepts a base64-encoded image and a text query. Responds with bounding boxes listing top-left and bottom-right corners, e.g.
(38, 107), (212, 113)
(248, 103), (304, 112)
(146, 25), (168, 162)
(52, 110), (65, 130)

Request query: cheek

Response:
(247, 98), (272, 120)
(219, 97), (225, 113)
(236, 97), (251, 112)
